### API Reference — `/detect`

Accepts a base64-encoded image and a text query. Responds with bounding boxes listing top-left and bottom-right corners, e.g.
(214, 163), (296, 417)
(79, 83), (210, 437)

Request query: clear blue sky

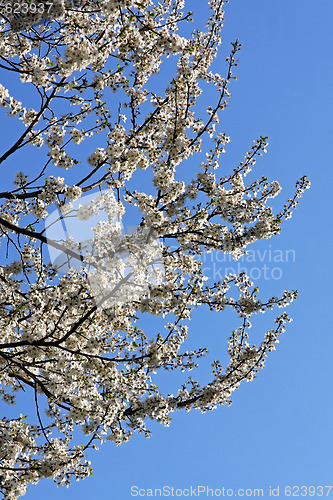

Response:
(5, 0), (333, 498)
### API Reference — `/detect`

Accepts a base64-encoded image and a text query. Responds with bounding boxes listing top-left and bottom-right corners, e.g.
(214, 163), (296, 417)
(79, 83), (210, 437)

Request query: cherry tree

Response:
(0, 0), (310, 498)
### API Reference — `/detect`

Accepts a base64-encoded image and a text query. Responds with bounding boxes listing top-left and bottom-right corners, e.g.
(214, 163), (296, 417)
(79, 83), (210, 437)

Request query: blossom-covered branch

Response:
(0, 0), (310, 498)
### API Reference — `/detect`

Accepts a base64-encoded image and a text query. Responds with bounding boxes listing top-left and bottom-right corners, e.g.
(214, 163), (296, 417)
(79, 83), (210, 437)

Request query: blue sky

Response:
(2, 0), (333, 498)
